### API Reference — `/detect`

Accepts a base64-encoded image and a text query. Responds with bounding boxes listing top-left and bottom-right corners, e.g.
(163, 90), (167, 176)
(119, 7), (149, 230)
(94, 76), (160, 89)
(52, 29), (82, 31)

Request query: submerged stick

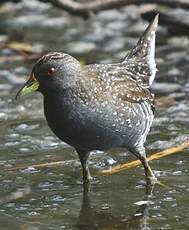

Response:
(7, 159), (77, 171)
(98, 139), (189, 176)
(7, 140), (189, 174)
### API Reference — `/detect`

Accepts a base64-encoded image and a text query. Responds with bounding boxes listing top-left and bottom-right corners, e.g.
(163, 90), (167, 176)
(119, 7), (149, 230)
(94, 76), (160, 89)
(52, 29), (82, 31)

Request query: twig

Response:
(39, 0), (189, 17)
(7, 159), (77, 171)
(7, 140), (189, 177)
(98, 139), (189, 176)
(40, 0), (133, 17)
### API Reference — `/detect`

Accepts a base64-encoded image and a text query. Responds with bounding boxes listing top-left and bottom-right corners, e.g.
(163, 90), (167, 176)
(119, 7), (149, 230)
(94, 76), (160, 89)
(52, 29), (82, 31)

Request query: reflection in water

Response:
(77, 183), (154, 230)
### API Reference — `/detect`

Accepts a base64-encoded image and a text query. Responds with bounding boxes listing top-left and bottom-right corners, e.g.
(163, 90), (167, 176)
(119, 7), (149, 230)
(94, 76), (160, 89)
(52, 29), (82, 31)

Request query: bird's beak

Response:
(15, 73), (39, 100)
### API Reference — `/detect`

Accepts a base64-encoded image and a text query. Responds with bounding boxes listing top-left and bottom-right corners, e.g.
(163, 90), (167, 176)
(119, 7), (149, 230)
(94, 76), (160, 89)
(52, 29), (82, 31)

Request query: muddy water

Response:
(0, 1), (188, 229)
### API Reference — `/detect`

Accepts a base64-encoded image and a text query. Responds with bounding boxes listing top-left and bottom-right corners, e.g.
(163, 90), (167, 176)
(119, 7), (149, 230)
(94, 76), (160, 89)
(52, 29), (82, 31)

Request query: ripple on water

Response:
(38, 181), (53, 189)
(40, 140), (60, 150)
(4, 141), (19, 147)
(15, 123), (40, 132)
(27, 211), (40, 216)
(51, 195), (65, 202)
(19, 147), (31, 153)
(21, 167), (40, 174)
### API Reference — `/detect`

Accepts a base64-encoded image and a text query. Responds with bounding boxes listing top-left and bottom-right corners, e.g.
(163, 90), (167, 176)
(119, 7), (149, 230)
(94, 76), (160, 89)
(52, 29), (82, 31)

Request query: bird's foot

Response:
(147, 175), (158, 186)
(145, 163), (158, 186)
(145, 175), (157, 196)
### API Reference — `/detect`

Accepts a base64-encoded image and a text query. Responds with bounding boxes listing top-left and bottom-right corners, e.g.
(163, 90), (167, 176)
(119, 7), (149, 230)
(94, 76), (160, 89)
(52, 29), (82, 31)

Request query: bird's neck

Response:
(43, 85), (82, 112)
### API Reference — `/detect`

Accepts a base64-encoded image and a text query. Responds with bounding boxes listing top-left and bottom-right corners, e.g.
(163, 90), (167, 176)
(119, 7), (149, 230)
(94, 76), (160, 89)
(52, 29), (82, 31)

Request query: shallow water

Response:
(0, 1), (188, 229)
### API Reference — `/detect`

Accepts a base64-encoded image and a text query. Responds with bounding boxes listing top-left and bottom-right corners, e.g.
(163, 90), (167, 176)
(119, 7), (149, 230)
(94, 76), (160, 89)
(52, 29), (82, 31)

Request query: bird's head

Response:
(15, 52), (81, 99)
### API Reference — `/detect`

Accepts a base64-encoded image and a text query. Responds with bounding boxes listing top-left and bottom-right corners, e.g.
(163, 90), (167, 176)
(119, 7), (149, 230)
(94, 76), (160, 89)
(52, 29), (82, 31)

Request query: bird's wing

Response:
(105, 67), (155, 107)
(82, 64), (155, 110)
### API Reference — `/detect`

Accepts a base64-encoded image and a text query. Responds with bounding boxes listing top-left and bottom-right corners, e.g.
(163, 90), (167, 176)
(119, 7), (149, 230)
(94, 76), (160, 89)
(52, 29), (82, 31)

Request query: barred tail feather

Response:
(123, 14), (159, 86)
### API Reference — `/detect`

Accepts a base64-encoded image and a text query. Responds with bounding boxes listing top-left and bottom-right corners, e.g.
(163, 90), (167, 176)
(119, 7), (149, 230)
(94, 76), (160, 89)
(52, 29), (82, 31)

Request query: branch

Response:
(7, 139), (189, 177)
(40, 0), (134, 17)
(98, 139), (189, 176)
(39, 0), (189, 17)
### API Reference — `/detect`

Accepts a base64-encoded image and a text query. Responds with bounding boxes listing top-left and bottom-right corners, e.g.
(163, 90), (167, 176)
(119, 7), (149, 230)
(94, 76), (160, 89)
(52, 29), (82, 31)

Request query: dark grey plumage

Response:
(16, 15), (159, 186)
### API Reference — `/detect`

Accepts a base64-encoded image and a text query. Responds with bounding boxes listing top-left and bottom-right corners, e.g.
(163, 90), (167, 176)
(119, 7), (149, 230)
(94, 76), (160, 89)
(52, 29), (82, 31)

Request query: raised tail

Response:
(123, 14), (159, 86)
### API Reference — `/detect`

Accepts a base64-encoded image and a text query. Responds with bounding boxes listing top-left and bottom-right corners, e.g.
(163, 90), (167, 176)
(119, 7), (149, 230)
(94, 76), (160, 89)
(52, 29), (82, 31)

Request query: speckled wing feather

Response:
(80, 15), (158, 111)
(105, 67), (154, 104)
(82, 64), (154, 108)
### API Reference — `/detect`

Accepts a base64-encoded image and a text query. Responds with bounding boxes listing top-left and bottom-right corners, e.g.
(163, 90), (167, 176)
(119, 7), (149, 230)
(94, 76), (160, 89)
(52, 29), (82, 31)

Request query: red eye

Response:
(47, 67), (55, 77)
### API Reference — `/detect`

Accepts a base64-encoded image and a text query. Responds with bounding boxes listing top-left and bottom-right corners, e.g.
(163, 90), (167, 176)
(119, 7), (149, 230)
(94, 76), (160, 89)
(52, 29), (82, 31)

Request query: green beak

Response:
(15, 74), (39, 99)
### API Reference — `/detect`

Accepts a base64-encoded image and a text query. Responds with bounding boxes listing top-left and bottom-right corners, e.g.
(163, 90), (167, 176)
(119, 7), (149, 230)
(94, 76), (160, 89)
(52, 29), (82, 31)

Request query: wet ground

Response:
(0, 1), (189, 229)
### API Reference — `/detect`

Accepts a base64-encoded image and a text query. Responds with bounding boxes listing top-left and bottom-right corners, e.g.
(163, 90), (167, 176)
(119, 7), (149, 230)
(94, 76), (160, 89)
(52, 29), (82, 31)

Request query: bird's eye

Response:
(47, 67), (55, 77)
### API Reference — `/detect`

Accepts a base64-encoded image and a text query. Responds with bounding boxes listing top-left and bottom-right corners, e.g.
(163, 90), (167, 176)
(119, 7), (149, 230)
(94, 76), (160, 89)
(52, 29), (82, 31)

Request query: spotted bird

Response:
(16, 15), (159, 186)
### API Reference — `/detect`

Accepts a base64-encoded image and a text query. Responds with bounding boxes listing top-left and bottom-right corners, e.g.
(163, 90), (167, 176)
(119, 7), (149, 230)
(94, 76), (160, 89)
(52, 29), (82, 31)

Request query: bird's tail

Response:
(123, 14), (159, 86)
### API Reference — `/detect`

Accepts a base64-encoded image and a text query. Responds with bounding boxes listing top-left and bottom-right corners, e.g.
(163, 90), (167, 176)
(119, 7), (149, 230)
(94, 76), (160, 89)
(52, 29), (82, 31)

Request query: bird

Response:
(16, 15), (159, 186)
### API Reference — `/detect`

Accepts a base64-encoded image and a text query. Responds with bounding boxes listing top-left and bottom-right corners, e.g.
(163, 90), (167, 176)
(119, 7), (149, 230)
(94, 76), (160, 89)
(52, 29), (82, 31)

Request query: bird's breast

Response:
(43, 93), (123, 151)
(43, 91), (153, 152)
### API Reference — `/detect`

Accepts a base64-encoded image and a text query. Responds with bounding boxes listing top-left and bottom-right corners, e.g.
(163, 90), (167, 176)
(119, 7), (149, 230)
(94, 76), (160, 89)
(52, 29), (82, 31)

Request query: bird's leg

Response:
(130, 147), (157, 185)
(77, 149), (92, 185)
(140, 156), (157, 186)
